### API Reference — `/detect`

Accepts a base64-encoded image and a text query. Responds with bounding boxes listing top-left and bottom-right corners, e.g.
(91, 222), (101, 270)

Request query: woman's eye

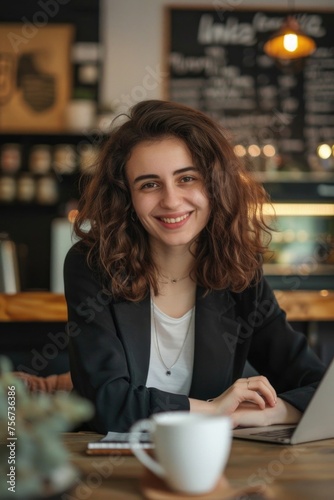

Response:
(140, 182), (158, 190)
(181, 176), (195, 183)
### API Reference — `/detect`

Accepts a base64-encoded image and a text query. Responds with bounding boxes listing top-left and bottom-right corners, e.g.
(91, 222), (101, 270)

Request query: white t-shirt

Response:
(146, 301), (195, 395)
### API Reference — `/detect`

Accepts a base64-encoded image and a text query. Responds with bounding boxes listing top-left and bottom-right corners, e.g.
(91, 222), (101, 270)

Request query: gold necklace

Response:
(151, 300), (194, 376)
(160, 273), (189, 285)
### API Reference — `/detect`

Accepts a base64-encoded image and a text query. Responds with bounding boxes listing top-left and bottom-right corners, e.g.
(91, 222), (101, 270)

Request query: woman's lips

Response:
(159, 213), (190, 224)
(156, 212), (191, 228)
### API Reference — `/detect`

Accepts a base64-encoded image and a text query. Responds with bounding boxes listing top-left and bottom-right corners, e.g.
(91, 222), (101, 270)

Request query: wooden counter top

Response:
(0, 293), (67, 322)
(0, 290), (334, 322)
(274, 290), (334, 321)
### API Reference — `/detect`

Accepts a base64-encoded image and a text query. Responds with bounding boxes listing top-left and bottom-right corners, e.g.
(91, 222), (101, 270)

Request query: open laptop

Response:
(233, 357), (334, 445)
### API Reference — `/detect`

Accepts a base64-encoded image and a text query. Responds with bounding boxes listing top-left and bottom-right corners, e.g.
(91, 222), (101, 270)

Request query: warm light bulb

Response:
(262, 144), (276, 157)
(234, 144), (247, 157)
(68, 209), (78, 223)
(283, 34), (298, 52)
(263, 16), (316, 60)
(317, 144), (332, 159)
(248, 144), (261, 157)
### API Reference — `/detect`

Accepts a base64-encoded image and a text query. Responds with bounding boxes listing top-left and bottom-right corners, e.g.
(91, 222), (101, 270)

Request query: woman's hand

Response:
(231, 398), (302, 429)
(189, 375), (277, 418)
(190, 376), (301, 428)
(211, 375), (277, 416)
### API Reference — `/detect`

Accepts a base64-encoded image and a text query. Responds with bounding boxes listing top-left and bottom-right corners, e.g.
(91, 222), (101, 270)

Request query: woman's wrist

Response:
(267, 397), (302, 425)
(189, 397), (217, 414)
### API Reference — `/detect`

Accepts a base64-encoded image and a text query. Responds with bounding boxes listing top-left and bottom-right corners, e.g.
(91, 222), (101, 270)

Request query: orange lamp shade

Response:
(264, 16), (316, 60)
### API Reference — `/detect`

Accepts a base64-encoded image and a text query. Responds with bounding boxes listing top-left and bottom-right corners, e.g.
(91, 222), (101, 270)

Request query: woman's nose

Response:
(160, 185), (182, 209)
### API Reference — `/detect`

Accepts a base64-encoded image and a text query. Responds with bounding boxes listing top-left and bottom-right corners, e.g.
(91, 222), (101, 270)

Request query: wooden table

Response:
(62, 432), (334, 499)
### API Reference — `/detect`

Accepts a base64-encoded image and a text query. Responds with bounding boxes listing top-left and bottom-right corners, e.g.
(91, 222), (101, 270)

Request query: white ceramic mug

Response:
(129, 412), (231, 495)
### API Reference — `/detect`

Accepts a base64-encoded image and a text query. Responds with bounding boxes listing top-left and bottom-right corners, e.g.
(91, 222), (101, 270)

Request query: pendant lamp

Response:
(263, 15), (316, 60)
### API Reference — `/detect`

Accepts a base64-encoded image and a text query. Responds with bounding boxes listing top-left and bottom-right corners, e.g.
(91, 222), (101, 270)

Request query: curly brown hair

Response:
(74, 99), (271, 301)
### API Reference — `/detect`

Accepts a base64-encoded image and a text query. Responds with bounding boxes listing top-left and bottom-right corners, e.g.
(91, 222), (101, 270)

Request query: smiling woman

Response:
(64, 100), (325, 433)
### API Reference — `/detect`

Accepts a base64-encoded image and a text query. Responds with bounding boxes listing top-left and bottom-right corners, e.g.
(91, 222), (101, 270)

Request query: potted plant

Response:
(0, 357), (94, 499)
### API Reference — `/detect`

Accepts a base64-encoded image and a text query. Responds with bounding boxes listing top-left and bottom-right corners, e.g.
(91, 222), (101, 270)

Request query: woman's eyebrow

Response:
(133, 167), (198, 185)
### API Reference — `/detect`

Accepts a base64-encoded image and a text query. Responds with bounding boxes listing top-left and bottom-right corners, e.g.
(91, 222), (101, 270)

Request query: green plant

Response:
(0, 357), (94, 499)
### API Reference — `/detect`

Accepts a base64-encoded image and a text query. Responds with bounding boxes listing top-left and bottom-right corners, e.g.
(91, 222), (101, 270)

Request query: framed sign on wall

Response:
(165, 7), (334, 175)
(0, 24), (74, 132)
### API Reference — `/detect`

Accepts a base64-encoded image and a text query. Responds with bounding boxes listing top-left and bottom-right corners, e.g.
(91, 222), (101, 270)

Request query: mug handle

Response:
(129, 419), (166, 479)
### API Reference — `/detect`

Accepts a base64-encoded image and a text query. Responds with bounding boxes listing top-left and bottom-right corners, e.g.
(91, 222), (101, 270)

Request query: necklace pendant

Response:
(166, 370), (171, 376)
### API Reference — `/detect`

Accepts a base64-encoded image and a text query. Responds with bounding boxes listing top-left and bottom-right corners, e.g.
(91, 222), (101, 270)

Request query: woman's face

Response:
(126, 137), (211, 252)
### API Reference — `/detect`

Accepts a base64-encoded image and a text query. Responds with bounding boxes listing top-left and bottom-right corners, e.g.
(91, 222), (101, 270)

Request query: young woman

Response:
(64, 99), (325, 433)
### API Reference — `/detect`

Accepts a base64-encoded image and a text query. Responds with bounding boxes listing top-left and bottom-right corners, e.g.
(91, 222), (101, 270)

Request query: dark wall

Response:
(0, 0), (99, 41)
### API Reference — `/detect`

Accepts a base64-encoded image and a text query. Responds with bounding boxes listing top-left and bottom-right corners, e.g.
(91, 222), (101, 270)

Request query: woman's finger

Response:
(237, 376), (277, 407)
(241, 389), (267, 410)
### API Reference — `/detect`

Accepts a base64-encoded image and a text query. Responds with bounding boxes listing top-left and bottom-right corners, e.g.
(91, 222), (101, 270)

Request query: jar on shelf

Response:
(0, 143), (21, 174)
(0, 176), (16, 202)
(17, 174), (36, 203)
(35, 175), (58, 205)
(29, 145), (52, 175)
(78, 143), (99, 175)
(65, 89), (97, 131)
(53, 144), (77, 175)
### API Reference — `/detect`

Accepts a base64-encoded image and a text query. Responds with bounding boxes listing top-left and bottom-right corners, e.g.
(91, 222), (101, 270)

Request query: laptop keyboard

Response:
(251, 427), (295, 439)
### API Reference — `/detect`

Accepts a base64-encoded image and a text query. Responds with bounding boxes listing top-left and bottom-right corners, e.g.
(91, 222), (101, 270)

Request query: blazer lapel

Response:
(189, 288), (241, 400)
(112, 296), (151, 385)
(112, 288), (242, 401)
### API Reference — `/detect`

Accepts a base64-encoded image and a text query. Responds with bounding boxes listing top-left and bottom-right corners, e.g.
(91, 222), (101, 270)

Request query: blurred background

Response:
(0, 0), (333, 375)
(0, 0), (333, 294)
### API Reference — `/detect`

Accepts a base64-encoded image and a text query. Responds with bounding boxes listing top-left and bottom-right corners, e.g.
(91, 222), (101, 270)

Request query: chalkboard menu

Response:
(166, 7), (334, 173)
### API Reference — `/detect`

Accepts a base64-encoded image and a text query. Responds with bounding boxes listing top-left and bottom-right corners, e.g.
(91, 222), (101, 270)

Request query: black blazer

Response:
(64, 244), (325, 433)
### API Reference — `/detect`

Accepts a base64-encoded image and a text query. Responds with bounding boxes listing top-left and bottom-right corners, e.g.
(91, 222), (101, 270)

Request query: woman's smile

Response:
(156, 211), (191, 228)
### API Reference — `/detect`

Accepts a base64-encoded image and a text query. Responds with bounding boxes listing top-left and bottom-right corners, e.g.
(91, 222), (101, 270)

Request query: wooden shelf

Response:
(1, 291), (334, 322)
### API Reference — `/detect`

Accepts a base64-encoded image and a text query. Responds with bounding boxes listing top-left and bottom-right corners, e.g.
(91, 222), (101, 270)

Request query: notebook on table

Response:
(233, 357), (334, 445)
(86, 431), (153, 455)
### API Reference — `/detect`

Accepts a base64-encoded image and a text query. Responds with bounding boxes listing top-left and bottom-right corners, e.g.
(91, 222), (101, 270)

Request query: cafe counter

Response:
(0, 291), (334, 322)
(0, 291), (333, 372)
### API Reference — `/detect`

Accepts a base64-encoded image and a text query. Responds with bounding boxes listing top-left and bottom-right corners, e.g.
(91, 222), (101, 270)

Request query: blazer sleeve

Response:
(245, 278), (326, 413)
(64, 244), (189, 433)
